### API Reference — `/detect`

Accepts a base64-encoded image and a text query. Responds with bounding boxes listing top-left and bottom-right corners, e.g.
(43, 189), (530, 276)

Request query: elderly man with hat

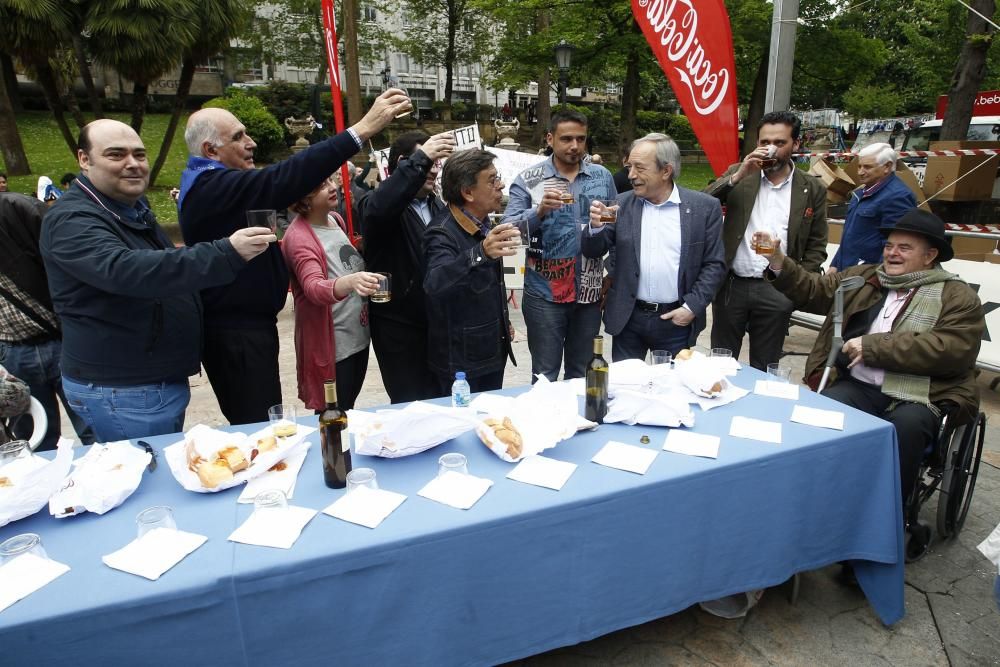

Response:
(757, 209), (984, 503)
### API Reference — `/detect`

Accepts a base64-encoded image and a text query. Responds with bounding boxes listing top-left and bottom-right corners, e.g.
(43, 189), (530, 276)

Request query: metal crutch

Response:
(816, 276), (866, 393)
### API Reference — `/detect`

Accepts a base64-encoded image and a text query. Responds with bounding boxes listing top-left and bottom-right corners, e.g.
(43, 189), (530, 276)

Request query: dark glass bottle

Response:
(585, 337), (609, 423)
(319, 380), (351, 488)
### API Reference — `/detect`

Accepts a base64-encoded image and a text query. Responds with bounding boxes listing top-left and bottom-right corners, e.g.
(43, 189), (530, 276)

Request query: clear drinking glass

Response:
(246, 209), (277, 233)
(136, 506), (176, 538)
(711, 348), (733, 359)
(268, 404), (298, 438)
(395, 88), (411, 118)
(766, 363), (791, 383)
(650, 350), (672, 365)
(372, 272), (392, 303)
(598, 199), (618, 224)
(438, 452), (468, 477)
(254, 489), (289, 512)
(346, 468), (378, 493)
(0, 440), (29, 465)
(0, 533), (47, 564)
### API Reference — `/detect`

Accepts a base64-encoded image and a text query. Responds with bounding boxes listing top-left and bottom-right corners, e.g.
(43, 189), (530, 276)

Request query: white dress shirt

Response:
(851, 288), (913, 386)
(636, 186), (683, 303)
(731, 169), (794, 277)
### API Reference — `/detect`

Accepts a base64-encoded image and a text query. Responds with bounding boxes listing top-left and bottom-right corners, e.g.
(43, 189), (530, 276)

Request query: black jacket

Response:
(359, 149), (445, 327)
(179, 131), (360, 329)
(424, 206), (514, 379)
(0, 192), (55, 314)
(40, 176), (245, 385)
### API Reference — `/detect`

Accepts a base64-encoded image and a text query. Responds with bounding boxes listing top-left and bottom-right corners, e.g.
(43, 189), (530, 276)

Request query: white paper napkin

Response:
(417, 471), (493, 510)
(506, 455), (577, 490)
(323, 486), (407, 528)
(662, 430), (720, 459)
(238, 443), (310, 503)
(591, 441), (658, 474)
(729, 416), (782, 444)
(102, 528), (207, 580)
(0, 553), (70, 613)
(753, 380), (800, 401)
(790, 405), (845, 430)
(228, 506), (317, 549)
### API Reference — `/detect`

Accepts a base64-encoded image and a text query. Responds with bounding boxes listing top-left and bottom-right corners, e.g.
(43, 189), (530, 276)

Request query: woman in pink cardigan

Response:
(281, 177), (381, 410)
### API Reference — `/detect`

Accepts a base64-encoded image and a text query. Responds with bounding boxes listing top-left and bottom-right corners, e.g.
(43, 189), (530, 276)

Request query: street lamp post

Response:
(380, 62), (391, 91)
(554, 40), (575, 106)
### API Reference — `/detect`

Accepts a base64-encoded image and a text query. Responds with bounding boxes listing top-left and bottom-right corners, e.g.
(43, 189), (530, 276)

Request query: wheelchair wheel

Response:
(936, 412), (986, 539)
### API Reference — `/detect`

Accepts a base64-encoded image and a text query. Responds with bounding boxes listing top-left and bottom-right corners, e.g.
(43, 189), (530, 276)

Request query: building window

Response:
(196, 56), (224, 73)
(362, 5), (377, 21)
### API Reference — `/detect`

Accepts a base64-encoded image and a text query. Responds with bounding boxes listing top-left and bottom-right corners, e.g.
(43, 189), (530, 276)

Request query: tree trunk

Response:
(619, 38), (641, 161)
(342, 0), (363, 125)
(741, 46), (771, 158)
(130, 82), (148, 134)
(150, 58), (195, 188)
(532, 12), (551, 146)
(941, 0), (996, 141)
(444, 0), (457, 104)
(0, 55), (30, 175)
(60, 64), (87, 131)
(0, 52), (22, 113)
(34, 59), (78, 156)
(72, 33), (103, 117)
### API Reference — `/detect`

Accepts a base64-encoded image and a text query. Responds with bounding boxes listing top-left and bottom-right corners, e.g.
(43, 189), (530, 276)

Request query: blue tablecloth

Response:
(0, 368), (904, 665)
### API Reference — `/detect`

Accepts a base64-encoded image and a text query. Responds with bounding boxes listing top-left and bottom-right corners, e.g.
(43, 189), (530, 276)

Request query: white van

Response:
(901, 116), (1000, 191)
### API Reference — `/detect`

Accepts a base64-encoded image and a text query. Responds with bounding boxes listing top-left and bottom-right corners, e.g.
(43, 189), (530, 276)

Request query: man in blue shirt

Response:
(504, 110), (616, 382)
(830, 142), (917, 273)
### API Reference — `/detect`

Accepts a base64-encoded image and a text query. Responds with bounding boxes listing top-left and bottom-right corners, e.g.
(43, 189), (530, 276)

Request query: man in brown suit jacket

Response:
(705, 111), (828, 370)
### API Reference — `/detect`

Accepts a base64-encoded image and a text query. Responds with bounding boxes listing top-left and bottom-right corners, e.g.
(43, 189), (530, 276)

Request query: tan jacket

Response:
(706, 164), (829, 273)
(768, 259), (984, 420)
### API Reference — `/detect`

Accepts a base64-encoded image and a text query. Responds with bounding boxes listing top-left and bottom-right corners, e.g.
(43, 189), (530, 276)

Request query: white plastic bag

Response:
(49, 441), (151, 518)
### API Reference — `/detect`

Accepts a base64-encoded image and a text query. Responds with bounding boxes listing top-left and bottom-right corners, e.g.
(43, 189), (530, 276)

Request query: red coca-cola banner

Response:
(631, 0), (739, 176)
(320, 0), (355, 240)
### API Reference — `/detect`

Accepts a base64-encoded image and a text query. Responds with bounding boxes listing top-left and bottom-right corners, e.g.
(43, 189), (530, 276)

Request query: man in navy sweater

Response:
(178, 89), (409, 425)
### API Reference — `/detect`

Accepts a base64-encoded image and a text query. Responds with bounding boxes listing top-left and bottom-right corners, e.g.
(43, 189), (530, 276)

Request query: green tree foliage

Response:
(85, 0), (198, 133)
(203, 92), (284, 162)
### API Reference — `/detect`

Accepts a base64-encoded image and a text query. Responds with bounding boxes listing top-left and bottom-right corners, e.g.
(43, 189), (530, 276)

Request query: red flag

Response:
(320, 0), (356, 242)
(631, 0), (739, 176)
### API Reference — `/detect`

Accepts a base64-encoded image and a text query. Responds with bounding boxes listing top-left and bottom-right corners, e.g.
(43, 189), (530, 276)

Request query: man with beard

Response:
(359, 130), (456, 403)
(706, 111), (828, 370)
(504, 109), (616, 382)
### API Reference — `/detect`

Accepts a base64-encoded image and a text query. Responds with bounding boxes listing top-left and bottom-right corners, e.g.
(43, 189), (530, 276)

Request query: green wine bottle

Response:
(319, 380), (351, 488)
(585, 337), (609, 423)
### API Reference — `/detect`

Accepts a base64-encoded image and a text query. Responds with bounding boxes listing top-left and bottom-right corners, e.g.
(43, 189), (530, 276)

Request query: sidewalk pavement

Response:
(87, 294), (1000, 666)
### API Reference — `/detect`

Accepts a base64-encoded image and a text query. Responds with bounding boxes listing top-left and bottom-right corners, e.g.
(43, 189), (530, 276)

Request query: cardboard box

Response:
(893, 160), (932, 212)
(924, 141), (999, 201)
(809, 157), (856, 198)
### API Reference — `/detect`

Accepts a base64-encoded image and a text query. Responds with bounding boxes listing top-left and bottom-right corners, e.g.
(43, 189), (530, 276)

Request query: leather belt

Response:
(635, 299), (680, 314)
(730, 272), (763, 280)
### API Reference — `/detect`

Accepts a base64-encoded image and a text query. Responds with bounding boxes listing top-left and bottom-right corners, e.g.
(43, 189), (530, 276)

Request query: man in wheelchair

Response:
(755, 209), (985, 514)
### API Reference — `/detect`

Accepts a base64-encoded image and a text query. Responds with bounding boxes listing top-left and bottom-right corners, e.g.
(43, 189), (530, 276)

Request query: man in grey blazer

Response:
(582, 133), (726, 360)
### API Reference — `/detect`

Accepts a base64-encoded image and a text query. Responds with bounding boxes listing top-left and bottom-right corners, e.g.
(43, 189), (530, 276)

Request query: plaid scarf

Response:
(875, 266), (962, 409)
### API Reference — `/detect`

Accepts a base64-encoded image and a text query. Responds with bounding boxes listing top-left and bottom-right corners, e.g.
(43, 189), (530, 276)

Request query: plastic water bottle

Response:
(451, 371), (471, 408)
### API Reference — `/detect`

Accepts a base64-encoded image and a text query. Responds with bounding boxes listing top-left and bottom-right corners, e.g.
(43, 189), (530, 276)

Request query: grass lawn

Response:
(2, 111), (190, 225)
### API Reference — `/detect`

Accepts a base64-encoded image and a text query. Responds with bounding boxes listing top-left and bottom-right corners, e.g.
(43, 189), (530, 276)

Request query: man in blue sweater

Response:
(41, 119), (274, 442)
(178, 89), (409, 425)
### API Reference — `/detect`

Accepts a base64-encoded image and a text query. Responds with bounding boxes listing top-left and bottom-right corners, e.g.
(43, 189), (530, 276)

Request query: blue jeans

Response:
(611, 307), (691, 362)
(62, 376), (190, 442)
(0, 340), (93, 451)
(521, 294), (602, 382)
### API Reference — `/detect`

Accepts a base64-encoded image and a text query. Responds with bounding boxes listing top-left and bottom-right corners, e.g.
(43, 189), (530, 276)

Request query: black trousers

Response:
(202, 326), (282, 426)
(431, 368), (505, 399)
(335, 347), (370, 411)
(711, 275), (795, 371)
(369, 316), (436, 404)
(823, 377), (937, 503)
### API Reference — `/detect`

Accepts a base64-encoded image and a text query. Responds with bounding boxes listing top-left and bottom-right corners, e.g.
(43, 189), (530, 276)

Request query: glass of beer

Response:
(753, 231), (775, 255)
(598, 199), (618, 224)
(268, 404), (298, 438)
(559, 188), (575, 204)
(395, 88), (411, 119)
(372, 272), (392, 303)
(759, 144), (778, 169)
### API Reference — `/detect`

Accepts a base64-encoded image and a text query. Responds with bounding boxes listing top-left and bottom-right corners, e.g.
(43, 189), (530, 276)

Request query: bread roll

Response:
(480, 416), (523, 459)
(256, 435), (278, 453)
(710, 381), (723, 394)
(675, 349), (694, 361)
(0, 477), (11, 488)
(218, 446), (248, 472)
(197, 460), (234, 488)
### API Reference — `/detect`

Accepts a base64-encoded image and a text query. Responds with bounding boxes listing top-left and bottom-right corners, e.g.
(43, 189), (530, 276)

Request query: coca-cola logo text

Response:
(638, 0), (729, 115)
